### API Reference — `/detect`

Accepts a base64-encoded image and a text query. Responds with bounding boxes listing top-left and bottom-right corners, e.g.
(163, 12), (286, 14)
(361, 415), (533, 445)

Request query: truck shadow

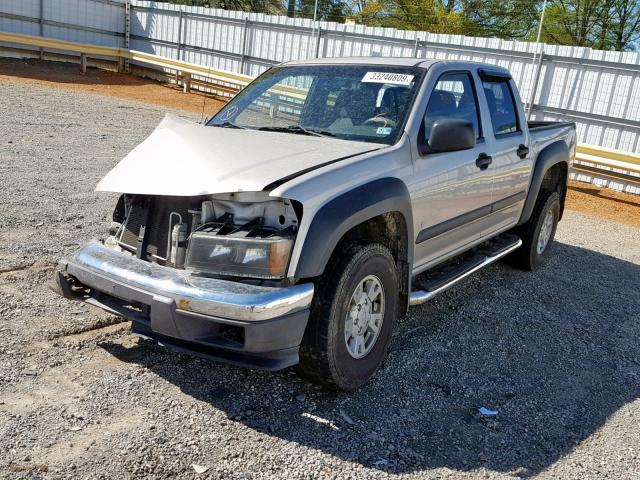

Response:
(101, 241), (640, 476)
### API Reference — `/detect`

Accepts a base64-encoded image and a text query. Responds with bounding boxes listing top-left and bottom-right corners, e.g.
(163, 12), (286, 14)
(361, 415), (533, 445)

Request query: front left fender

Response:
(293, 177), (413, 279)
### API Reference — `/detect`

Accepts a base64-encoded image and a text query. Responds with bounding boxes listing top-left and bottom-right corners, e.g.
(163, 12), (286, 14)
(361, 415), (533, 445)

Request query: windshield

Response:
(208, 65), (425, 145)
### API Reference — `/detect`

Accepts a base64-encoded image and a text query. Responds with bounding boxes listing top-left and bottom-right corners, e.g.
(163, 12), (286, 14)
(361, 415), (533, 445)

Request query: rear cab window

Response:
(480, 75), (521, 136)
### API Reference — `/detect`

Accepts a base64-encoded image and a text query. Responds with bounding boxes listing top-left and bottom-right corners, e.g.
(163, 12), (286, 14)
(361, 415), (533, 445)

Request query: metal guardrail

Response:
(1, 31), (639, 193)
(0, 31), (124, 57)
(0, 31), (310, 98)
(576, 145), (640, 170)
(574, 145), (640, 190)
(0, 31), (252, 94)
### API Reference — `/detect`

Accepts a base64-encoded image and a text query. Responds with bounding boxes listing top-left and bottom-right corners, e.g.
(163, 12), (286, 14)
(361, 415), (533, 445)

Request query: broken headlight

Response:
(185, 232), (293, 279)
(186, 232), (293, 279)
(183, 193), (300, 279)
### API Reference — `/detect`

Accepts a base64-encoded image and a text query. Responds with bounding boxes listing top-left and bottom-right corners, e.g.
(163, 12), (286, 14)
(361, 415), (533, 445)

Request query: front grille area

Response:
(120, 196), (196, 262)
(120, 198), (148, 250)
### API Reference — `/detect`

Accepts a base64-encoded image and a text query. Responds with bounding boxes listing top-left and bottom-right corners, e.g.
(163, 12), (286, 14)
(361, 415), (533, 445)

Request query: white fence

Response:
(2, 0), (640, 153)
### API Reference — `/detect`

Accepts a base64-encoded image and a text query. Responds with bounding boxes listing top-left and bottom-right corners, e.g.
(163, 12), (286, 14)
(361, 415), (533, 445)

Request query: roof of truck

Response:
(280, 58), (511, 76)
(282, 56), (438, 68)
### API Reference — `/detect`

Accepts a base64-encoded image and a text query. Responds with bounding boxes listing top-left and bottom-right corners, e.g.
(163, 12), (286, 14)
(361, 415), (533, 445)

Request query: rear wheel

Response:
(296, 243), (398, 391)
(509, 190), (560, 270)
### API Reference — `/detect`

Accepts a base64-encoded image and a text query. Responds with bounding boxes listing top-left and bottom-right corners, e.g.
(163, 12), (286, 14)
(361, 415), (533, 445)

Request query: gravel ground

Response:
(1, 76), (639, 480)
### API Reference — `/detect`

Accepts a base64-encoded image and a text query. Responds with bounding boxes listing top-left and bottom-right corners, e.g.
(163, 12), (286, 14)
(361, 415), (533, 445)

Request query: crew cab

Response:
(53, 58), (576, 390)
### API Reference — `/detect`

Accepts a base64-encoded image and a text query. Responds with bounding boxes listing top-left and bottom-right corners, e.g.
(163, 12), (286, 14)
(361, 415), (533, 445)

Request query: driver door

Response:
(408, 71), (495, 274)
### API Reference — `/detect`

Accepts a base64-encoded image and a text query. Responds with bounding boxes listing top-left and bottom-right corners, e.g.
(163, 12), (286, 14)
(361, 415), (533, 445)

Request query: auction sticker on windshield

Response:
(362, 72), (414, 86)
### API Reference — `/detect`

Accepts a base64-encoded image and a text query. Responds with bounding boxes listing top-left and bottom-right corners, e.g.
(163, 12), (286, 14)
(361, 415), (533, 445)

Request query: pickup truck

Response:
(53, 58), (576, 391)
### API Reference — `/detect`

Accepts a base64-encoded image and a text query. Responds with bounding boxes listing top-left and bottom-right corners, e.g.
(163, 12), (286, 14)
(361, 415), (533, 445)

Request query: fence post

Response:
(412, 36), (419, 57)
(80, 53), (87, 73)
(315, 27), (322, 58)
(240, 18), (249, 75)
(39, 0), (44, 59)
(124, 0), (131, 73)
(177, 10), (184, 61)
(183, 73), (191, 93)
(527, 52), (545, 120)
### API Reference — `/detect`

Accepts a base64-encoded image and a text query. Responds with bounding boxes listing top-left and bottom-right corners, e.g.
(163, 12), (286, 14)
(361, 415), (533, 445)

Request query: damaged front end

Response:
(53, 191), (313, 370)
(109, 191), (300, 281)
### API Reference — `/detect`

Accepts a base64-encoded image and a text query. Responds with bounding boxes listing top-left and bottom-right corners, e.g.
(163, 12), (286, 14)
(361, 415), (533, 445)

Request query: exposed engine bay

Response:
(106, 192), (301, 282)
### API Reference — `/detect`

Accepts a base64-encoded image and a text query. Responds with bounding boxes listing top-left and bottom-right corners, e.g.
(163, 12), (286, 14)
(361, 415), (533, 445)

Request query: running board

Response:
(409, 235), (522, 306)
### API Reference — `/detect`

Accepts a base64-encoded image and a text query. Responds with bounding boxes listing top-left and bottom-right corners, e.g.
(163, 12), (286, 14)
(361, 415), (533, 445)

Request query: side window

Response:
(481, 79), (520, 135)
(423, 72), (481, 141)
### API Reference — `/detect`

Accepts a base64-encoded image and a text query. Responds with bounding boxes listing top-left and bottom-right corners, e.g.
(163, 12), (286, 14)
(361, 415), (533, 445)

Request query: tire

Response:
(295, 243), (398, 391)
(509, 190), (561, 270)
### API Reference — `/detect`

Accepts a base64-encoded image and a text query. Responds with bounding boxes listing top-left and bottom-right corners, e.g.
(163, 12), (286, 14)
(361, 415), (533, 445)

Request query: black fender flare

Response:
(518, 140), (569, 225)
(294, 177), (413, 279)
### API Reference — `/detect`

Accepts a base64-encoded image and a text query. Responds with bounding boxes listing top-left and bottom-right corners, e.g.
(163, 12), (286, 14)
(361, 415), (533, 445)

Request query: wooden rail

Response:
(1, 31), (639, 193)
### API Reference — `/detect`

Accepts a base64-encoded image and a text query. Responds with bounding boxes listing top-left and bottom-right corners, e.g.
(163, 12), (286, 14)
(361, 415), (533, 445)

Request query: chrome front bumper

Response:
(63, 241), (314, 322)
(53, 241), (314, 369)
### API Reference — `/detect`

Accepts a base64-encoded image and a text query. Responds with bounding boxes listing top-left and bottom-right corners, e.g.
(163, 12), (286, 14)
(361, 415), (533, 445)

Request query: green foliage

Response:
(355, 0), (473, 34)
(166, 0), (283, 14)
(540, 0), (640, 50)
(541, 0), (610, 47)
(462, 0), (539, 39)
(297, 0), (350, 22)
(606, 0), (640, 50)
(164, 0), (213, 5)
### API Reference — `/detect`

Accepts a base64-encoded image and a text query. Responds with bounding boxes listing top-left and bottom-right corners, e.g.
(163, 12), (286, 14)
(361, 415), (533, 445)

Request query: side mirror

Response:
(420, 118), (475, 155)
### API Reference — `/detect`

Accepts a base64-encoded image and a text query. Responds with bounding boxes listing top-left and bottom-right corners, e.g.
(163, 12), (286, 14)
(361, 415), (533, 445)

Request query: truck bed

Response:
(528, 120), (577, 167)
(528, 120), (576, 132)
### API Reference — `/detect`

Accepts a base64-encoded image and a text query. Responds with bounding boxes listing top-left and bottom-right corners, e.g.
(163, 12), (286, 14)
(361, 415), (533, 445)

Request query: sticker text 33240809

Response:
(362, 72), (415, 86)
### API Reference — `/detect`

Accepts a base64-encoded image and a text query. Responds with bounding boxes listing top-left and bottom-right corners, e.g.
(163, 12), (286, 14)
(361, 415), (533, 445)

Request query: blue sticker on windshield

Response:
(376, 127), (393, 136)
(220, 106), (237, 120)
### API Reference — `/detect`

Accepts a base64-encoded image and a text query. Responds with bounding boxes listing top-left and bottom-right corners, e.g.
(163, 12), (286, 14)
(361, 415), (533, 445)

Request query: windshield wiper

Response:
(257, 125), (336, 138)
(213, 121), (247, 129)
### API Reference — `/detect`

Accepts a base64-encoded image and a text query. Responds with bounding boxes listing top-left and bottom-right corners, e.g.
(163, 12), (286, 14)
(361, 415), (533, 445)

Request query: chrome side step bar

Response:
(409, 236), (522, 306)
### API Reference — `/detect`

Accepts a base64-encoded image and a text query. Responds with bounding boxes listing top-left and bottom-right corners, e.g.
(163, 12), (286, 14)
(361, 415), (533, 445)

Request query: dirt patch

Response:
(45, 318), (130, 343)
(0, 57), (225, 116)
(9, 464), (49, 473)
(0, 261), (35, 273)
(566, 180), (640, 228)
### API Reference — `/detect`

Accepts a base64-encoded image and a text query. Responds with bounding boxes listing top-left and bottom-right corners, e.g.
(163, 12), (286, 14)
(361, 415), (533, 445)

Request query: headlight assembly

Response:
(185, 231), (294, 279)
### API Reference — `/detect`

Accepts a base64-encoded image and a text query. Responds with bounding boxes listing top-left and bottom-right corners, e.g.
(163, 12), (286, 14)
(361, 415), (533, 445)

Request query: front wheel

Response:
(509, 190), (561, 270)
(295, 243), (398, 391)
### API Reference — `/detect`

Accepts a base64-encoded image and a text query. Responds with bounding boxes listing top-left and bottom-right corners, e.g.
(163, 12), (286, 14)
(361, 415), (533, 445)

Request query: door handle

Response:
(476, 153), (493, 170)
(517, 144), (529, 159)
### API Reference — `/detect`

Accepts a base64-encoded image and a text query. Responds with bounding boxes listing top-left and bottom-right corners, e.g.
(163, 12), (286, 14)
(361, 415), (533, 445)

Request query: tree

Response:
(349, 0), (371, 13)
(606, 0), (640, 49)
(541, 0), (610, 47)
(355, 0), (473, 34)
(216, 0), (284, 14)
(462, 0), (540, 39)
(355, 0), (540, 38)
(537, 0), (640, 50)
(165, 0), (284, 14)
(287, 0), (296, 17)
(164, 0), (213, 5)
(297, 0), (351, 22)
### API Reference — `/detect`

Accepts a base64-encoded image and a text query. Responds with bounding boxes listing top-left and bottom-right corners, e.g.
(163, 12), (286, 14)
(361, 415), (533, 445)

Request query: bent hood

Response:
(96, 114), (382, 196)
